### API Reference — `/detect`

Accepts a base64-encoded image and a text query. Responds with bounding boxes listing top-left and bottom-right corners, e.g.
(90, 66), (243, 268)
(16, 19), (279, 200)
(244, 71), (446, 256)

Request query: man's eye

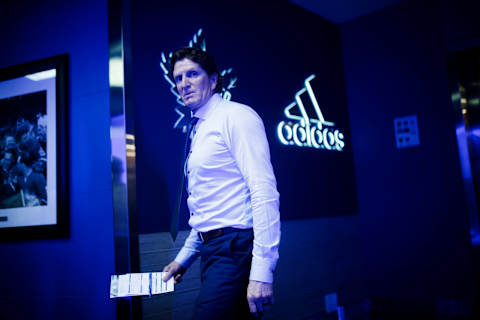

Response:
(174, 76), (181, 83)
(188, 71), (198, 77)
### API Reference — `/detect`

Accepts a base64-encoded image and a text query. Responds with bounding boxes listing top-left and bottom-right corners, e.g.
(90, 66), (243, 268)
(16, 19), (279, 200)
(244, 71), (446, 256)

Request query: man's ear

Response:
(210, 74), (218, 91)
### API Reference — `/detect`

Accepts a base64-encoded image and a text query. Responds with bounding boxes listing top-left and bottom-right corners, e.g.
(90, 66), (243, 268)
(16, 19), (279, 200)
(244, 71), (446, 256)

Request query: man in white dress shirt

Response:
(163, 47), (280, 319)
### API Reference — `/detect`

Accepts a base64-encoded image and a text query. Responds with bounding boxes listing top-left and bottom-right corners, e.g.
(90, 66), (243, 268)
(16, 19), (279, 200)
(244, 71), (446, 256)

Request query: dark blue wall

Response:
(131, 0), (357, 234)
(133, 0), (479, 318)
(0, 1), (115, 319)
(131, 3), (366, 319)
(1, 0), (479, 319)
(341, 0), (477, 301)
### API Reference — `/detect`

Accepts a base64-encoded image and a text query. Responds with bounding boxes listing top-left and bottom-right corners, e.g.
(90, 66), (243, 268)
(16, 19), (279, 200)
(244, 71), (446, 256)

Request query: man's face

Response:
(0, 152), (13, 171)
(5, 135), (15, 147)
(173, 58), (217, 111)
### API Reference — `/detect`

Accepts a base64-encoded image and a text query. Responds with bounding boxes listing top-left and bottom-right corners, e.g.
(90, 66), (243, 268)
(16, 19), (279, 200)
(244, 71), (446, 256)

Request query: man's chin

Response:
(184, 100), (200, 110)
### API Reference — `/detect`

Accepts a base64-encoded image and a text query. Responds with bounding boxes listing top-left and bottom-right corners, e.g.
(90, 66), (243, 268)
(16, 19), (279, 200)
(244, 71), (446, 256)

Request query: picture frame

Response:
(0, 54), (69, 240)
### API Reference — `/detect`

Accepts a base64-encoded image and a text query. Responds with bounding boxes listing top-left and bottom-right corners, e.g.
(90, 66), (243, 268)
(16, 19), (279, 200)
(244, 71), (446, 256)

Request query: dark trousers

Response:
(192, 228), (255, 320)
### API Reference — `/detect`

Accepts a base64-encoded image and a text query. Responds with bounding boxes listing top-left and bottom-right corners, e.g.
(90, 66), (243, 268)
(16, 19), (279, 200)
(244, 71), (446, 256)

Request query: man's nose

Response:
(180, 76), (191, 91)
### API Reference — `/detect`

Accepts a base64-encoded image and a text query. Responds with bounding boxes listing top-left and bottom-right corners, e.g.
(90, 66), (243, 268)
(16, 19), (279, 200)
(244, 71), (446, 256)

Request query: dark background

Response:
(0, 0), (479, 319)
(131, 0), (357, 233)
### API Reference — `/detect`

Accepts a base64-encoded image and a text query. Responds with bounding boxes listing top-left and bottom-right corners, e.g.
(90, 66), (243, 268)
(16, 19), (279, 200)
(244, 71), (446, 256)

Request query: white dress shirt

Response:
(174, 93), (281, 283)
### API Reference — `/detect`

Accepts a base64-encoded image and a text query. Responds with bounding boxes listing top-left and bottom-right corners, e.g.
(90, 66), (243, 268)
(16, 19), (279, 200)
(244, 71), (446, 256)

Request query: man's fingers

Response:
(162, 264), (176, 281)
(255, 300), (264, 313)
(262, 299), (272, 311)
(174, 274), (183, 284)
(248, 296), (268, 318)
(162, 261), (185, 282)
(162, 269), (173, 282)
(248, 298), (257, 314)
(247, 280), (275, 317)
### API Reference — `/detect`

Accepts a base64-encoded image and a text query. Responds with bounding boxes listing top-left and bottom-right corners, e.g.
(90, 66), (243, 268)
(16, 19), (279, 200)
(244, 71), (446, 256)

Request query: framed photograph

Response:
(0, 55), (68, 240)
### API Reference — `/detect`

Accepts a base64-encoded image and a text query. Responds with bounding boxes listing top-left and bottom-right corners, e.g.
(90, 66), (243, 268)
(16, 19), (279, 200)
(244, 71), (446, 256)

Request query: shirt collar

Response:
(193, 93), (222, 120)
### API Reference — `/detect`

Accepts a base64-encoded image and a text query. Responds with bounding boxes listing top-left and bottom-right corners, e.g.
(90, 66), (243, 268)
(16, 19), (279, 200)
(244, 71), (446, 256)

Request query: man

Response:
(0, 150), (19, 208)
(16, 158), (47, 206)
(163, 47), (280, 319)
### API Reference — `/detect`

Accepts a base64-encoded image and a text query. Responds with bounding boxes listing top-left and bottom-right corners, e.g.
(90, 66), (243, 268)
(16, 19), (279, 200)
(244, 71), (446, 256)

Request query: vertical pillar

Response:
(108, 0), (141, 318)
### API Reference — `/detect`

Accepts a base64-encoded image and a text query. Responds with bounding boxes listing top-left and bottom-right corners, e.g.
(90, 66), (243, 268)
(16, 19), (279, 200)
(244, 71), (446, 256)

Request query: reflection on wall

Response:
(451, 47), (480, 244)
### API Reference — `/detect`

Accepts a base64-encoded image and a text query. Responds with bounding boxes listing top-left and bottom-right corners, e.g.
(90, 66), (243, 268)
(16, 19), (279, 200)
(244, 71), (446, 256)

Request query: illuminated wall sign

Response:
(277, 75), (345, 151)
(159, 29), (238, 132)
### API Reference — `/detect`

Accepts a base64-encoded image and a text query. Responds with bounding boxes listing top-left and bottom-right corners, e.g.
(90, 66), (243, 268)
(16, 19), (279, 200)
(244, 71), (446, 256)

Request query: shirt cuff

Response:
(174, 246), (199, 269)
(249, 256), (275, 283)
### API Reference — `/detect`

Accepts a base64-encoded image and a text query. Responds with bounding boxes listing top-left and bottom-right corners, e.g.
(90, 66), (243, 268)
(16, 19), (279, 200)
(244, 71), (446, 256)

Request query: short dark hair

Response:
(171, 47), (222, 93)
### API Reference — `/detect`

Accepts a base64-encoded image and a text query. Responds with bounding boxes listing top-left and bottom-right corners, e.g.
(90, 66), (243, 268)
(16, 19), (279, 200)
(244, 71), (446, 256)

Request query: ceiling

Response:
(290, 0), (407, 24)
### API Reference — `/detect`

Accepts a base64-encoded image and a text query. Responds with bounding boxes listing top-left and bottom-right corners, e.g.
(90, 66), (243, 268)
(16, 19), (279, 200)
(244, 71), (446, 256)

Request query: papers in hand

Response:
(110, 272), (174, 298)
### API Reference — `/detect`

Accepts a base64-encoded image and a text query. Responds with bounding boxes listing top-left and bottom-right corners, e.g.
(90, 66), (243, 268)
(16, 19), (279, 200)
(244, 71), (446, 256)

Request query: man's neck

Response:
(193, 93), (218, 119)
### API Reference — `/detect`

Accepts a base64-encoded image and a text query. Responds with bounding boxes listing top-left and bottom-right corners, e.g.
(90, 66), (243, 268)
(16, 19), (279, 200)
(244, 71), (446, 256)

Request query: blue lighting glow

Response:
(456, 124), (480, 245)
(277, 75), (345, 151)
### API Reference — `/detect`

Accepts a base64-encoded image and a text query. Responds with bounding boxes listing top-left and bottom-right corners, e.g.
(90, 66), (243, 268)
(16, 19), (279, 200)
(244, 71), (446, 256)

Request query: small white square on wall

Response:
(394, 115), (420, 149)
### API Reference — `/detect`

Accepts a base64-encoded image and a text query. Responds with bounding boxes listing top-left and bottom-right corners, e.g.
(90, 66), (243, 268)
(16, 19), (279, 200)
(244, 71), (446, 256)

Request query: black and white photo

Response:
(0, 55), (68, 239)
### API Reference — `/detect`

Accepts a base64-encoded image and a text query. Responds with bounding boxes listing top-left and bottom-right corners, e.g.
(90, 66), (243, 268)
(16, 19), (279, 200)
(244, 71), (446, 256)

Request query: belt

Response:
(198, 227), (245, 244)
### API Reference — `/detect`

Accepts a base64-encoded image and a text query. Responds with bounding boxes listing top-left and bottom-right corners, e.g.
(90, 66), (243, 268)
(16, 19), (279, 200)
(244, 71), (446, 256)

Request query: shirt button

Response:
(189, 192), (192, 195)
(187, 170), (190, 174)
(190, 212), (194, 216)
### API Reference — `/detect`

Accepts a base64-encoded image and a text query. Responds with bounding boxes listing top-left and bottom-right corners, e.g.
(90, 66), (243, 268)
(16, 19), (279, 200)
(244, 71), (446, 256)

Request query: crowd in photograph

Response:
(0, 114), (47, 208)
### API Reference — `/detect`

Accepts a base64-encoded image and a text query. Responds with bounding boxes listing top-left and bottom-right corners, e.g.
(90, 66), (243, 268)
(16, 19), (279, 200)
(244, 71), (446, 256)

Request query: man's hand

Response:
(247, 280), (274, 317)
(162, 261), (186, 284)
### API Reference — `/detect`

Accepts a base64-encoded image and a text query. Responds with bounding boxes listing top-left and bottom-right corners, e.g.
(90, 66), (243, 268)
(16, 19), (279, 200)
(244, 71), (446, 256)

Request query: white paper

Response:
(117, 274), (130, 297)
(142, 273), (150, 295)
(130, 273), (149, 296)
(110, 275), (119, 298)
(110, 272), (174, 298)
(166, 273), (174, 292)
(152, 272), (174, 294)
